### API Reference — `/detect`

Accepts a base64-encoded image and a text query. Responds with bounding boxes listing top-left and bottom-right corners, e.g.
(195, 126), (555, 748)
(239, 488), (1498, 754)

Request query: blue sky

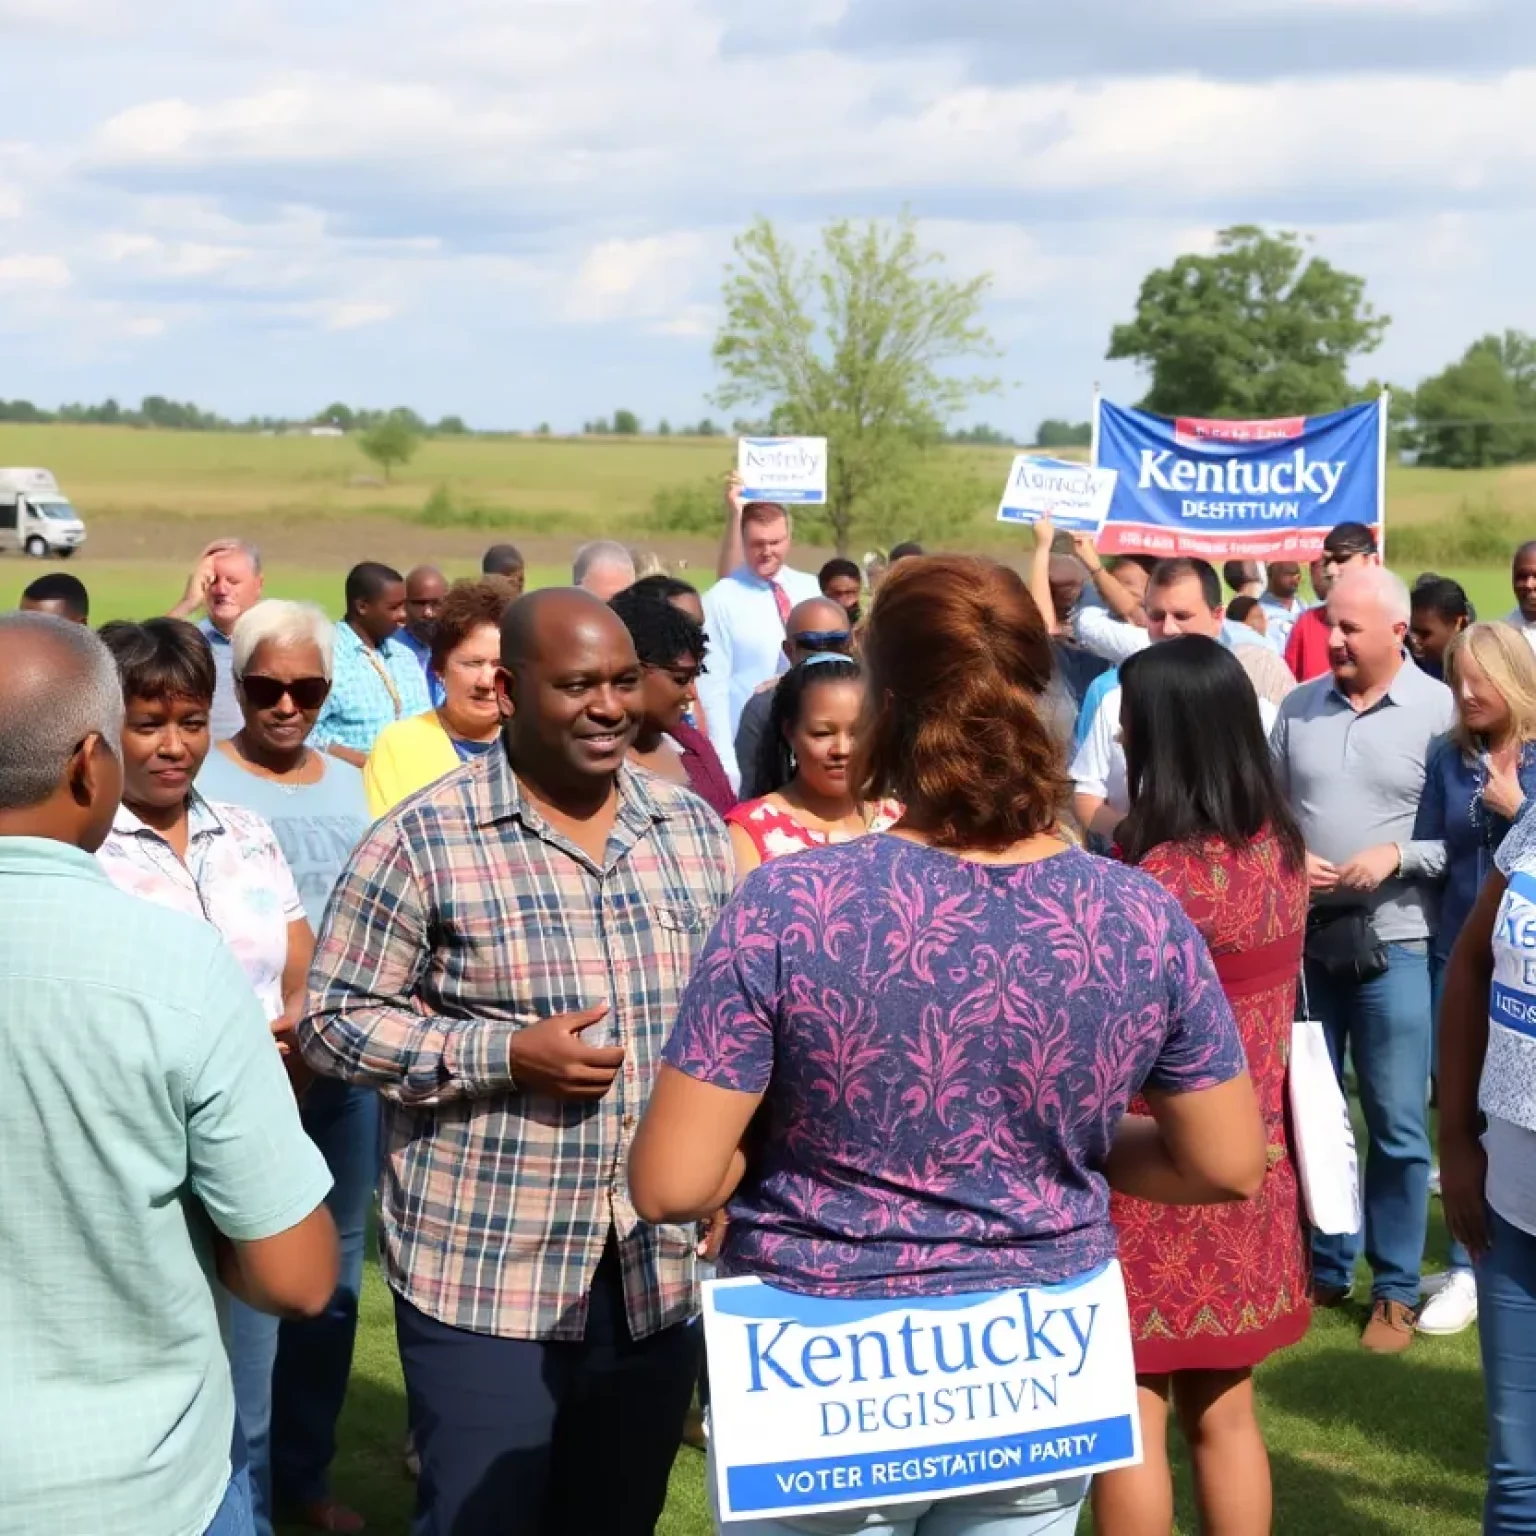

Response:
(1, 0), (1533, 434)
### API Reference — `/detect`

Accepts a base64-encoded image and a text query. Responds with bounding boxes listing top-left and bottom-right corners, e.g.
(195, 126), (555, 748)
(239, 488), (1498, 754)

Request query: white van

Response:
(0, 467), (88, 558)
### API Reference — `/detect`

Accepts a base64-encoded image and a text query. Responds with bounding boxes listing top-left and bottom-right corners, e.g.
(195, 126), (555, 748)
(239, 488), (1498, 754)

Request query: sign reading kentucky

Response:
(703, 1262), (1141, 1523)
(1094, 397), (1386, 559)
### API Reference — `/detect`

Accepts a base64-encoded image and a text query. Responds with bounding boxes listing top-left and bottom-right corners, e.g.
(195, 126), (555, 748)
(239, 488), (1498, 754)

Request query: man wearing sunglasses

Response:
(732, 596), (853, 799)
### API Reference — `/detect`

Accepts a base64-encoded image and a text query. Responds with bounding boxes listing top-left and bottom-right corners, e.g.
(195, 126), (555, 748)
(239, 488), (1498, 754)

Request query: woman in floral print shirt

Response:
(633, 557), (1267, 1536)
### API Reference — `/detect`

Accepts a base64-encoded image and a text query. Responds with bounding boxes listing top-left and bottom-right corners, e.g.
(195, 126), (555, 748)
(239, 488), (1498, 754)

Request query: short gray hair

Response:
(572, 540), (636, 587)
(0, 613), (124, 810)
(220, 539), (263, 576)
(231, 600), (336, 681)
(1332, 566), (1411, 626)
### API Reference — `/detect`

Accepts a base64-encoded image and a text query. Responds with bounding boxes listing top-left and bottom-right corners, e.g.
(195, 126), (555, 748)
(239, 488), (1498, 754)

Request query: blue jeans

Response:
(1430, 951), (1473, 1274)
(1478, 1209), (1536, 1532)
(1307, 940), (1432, 1306)
(271, 1080), (380, 1507)
(202, 1464), (256, 1536)
(228, 1082), (379, 1534)
(228, 1300), (280, 1536)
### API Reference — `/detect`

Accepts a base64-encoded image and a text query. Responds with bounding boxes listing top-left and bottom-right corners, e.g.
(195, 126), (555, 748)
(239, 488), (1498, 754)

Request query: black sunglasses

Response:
(242, 674), (330, 710)
(789, 629), (851, 653)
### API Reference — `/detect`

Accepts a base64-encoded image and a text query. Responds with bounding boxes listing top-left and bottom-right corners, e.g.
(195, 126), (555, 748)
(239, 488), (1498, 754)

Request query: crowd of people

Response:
(5, 501), (1536, 1536)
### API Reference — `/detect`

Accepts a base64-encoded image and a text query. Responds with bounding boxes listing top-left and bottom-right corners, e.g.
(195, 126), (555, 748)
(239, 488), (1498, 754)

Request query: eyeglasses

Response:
(241, 675), (330, 710)
(789, 630), (852, 653)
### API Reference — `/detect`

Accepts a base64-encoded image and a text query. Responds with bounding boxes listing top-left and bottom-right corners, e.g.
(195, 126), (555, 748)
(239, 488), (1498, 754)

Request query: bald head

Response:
(0, 615), (124, 847)
(405, 564), (449, 643)
(1330, 565), (1411, 625)
(501, 587), (635, 672)
(783, 597), (854, 666)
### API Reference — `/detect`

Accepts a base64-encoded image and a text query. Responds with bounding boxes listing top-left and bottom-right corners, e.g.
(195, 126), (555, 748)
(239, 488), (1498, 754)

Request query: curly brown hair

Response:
(854, 555), (1068, 848)
(429, 577), (522, 672)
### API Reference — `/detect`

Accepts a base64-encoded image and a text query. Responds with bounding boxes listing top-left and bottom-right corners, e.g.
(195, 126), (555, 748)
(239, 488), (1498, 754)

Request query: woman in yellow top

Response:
(363, 578), (519, 815)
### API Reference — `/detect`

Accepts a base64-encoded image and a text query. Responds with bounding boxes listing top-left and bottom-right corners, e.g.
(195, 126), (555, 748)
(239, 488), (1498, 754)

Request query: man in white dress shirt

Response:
(1071, 557), (1279, 842)
(698, 501), (821, 789)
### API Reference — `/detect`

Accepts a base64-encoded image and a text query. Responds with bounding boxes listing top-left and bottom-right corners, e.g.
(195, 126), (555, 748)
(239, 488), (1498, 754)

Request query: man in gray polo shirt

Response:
(1271, 566), (1455, 1354)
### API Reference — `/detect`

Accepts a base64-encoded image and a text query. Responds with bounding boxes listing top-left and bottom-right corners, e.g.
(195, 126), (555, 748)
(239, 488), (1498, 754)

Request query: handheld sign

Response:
(703, 1263), (1141, 1523)
(997, 456), (1118, 536)
(738, 437), (829, 505)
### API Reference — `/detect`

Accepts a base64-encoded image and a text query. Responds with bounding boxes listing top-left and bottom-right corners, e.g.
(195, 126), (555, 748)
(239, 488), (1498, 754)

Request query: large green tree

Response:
(1108, 226), (1389, 418)
(713, 213), (999, 553)
(1410, 331), (1536, 468)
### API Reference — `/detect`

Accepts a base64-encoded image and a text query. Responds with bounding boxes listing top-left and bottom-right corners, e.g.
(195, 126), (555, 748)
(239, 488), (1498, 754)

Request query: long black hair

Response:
(1117, 636), (1304, 870)
(754, 655), (862, 796)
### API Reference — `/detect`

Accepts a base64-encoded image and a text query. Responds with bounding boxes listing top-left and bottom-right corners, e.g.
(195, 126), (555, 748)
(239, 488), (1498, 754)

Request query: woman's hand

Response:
(1440, 1129), (1489, 1258)
(1485, 753), (1528, 822)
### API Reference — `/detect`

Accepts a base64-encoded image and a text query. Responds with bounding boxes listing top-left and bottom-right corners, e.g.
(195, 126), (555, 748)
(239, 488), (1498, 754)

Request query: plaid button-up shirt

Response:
(298, 750), (734, 1341)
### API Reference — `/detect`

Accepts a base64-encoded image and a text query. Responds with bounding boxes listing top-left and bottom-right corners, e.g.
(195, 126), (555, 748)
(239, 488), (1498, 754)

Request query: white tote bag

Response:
(1288, 977), (1362, 1236)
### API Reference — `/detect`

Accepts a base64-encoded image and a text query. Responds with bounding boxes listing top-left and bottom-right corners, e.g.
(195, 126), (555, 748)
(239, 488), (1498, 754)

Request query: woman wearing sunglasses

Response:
(196, 600), (373, 1536)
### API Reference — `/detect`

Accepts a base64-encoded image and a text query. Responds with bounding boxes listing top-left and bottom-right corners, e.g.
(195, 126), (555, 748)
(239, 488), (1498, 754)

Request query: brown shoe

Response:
(1311, 1281), (1352, 1309)
(1361, 1299), (1416, 1353)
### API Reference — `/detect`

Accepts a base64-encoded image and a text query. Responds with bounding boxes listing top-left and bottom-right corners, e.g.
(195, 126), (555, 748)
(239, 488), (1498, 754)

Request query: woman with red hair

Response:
(632, 556), (1267, 1536)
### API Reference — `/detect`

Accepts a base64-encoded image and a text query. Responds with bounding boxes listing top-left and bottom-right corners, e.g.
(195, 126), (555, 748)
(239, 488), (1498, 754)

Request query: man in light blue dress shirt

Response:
(167, 539), (265, 741)
(311, 561), (432, 767)
(399, 564), (448, 706)
(698, 501), (821, 789)
(0, 613), (337, 1536)
(1259, 560), (1309, 653)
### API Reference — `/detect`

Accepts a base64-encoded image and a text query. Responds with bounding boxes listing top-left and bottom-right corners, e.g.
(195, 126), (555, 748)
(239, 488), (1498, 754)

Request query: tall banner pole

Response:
(1377, 388), (1391, 562)
(1090, 383), (1103, 468)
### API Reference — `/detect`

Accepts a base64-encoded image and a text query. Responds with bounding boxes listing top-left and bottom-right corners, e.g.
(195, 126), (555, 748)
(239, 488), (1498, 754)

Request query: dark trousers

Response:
(395, 1240), (701, 1536)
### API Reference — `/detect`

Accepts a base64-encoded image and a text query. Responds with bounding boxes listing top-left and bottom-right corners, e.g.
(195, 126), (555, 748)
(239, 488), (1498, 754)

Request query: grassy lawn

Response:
(299, 1197), (1485, 1536)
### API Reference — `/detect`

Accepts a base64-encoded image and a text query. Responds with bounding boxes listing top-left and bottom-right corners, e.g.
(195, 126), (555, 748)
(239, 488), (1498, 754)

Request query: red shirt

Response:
(1284, 605), (1332, 682)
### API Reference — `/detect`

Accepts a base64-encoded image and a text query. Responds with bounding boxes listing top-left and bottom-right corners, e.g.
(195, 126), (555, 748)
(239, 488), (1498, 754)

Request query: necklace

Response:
(230, 739), (317, 795)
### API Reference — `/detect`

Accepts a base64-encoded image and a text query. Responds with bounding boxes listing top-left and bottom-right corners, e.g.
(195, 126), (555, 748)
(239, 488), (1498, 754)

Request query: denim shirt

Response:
(1413, 734), (1536, 960)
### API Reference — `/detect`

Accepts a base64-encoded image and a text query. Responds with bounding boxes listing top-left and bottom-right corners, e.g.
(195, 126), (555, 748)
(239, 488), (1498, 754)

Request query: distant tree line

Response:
(0, 395), (473, 436)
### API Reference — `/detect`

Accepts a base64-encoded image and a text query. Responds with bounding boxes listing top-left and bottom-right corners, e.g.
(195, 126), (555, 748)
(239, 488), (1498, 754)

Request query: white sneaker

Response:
(1429, 1164), (1442, 1196)
(1417, 1270), (1478, 1335)
(1420, 1270), (1452, 1298)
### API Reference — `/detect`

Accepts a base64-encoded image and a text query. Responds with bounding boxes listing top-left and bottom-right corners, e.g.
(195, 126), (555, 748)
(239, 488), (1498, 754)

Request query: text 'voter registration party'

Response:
(703, 1265), (1142, 1522)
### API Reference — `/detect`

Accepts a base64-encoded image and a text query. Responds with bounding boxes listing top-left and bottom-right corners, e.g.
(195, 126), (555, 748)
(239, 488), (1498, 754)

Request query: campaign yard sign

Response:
(996, 456), (1119, 536)
(738, 437), (829, 505)
(703, 1264), (1141, 1523)
(1093, 398), (1386, 559)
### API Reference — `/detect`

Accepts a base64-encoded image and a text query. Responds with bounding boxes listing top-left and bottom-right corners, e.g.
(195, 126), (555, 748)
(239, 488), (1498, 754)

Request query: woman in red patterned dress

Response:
(1092, 636), (1310, 1536)
(725, 655), (899, 879)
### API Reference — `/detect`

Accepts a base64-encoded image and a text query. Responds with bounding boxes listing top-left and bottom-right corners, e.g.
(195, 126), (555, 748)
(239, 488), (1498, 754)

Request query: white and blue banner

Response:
(1093, 397), (1386, 559)
(996, 456), (1119, 536)
(703, 1263), (1141, 1523)
(738, 436), (829, 505)
(1481, 868), (1536, 1131)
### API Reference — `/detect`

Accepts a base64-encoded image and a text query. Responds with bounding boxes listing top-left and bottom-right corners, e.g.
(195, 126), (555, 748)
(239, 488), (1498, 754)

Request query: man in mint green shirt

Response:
(0, 613), (339, 1536)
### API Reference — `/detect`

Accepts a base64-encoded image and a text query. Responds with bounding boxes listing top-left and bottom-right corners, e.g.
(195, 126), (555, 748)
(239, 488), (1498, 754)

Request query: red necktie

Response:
(771, 580), (792, 628)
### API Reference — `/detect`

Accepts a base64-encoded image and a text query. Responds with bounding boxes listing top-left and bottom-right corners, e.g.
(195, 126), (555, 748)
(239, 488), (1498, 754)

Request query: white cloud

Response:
(318, 300), (400, 331)
(0, 0), (1532, 429)
(0, 255), (71, 289)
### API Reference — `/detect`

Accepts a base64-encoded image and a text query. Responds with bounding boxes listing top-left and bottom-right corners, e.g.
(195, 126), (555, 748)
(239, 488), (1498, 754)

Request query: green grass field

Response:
(304, 1205), (1484, 1536)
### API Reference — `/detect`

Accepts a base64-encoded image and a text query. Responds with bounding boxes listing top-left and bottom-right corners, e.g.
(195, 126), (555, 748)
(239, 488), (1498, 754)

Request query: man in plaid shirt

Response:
(299, 589), (734, 1536)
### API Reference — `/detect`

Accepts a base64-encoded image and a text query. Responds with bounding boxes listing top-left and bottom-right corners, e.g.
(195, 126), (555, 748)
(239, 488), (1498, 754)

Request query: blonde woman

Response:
(1411, 621), (1536, 1334)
